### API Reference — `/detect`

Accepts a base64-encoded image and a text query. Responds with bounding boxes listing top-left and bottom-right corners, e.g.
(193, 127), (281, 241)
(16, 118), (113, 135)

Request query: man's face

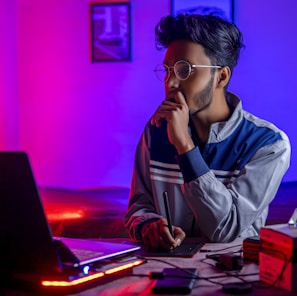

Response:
(163, 40), (217, 115)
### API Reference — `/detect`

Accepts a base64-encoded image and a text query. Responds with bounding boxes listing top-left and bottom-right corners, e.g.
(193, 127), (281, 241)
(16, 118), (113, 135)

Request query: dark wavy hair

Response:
(155, 14), (244, 71)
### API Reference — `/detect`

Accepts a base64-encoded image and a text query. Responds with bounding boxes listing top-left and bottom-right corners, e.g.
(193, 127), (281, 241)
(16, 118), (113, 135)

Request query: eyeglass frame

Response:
(154, 60), (222, 82)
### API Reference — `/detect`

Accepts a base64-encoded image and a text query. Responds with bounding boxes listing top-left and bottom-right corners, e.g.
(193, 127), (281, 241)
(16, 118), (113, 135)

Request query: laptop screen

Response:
(0, 152), (62, 276)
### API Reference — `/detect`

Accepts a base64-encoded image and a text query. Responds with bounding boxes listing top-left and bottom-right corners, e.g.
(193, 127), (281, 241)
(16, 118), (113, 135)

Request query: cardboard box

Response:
(259, 224), (297, 293)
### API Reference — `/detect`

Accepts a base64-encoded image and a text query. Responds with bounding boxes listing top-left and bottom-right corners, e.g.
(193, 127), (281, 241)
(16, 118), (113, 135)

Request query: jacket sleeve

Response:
(124, 125), (163, 240)
(177, 132), (291, 243)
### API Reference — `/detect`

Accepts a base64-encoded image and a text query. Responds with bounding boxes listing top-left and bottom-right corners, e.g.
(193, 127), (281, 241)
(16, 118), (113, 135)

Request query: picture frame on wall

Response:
(90, 3), (131, 62)
(171, 0), (234, 23)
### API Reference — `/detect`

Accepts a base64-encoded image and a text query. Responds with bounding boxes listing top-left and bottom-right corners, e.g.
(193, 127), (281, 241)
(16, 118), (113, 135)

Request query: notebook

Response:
(0, 151), (143, 290)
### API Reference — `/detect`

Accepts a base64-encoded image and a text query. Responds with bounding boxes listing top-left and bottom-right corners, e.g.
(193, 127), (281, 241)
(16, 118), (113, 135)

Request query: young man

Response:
(124, 14), (291, 250)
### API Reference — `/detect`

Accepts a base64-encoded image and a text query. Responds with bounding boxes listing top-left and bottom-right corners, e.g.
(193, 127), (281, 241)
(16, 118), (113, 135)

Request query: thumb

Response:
(173, 227), (186, 246)
(175, 237), (182, 246)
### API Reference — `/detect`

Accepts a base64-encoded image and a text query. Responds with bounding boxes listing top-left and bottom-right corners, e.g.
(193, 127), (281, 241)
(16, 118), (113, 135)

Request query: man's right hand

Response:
(141, 218), (185, 250)
(150, 91), (194, 155)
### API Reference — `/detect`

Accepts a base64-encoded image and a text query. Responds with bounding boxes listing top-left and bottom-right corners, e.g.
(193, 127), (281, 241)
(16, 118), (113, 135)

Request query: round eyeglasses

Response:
(154, 60), (222, 82)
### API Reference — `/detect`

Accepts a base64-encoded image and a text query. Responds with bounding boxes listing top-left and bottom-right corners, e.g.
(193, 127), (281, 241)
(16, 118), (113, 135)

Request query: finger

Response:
(150, 107), (167, 126)
(157, 235), (171, 250)
(150, 222), (164, 249)
(143, 219), (173, 250)
(166, 90), (186, 104)
(150, 114), (159, 126)
(142, 221), (161, 250)
(161, 224), (175, 242)
(150, 112), (168, 127)
(143, 230), (160, 250)
(153, 118), (163, 128)
(157, 220), (176, 250)
(172, 227), (186, 247)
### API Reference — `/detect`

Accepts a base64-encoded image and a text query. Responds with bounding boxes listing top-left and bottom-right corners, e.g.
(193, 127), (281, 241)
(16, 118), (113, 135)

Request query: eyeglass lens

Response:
(174, 61), (191, 80)
(154, 61), (192, 82)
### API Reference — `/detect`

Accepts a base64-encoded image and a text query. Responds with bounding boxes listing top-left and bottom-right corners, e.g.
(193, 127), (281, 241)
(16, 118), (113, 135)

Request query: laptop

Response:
(0, 151), (143, 291)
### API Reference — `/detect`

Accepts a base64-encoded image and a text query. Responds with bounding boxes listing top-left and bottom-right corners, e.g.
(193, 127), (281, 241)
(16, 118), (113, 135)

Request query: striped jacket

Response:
(124, 92), (291, 242)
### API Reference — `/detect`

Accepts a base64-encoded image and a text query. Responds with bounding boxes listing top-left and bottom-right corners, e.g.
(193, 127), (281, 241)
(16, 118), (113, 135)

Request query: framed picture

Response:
(171, 0), (234, 23)
(90, 3), (131, 62)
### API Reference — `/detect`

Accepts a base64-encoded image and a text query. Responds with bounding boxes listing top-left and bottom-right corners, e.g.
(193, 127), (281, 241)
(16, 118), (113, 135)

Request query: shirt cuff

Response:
(176, 146), (209, 183)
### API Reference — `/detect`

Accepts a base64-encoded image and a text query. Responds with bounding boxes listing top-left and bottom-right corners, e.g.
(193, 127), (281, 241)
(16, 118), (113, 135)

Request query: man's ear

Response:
(217, 66), (231, 88)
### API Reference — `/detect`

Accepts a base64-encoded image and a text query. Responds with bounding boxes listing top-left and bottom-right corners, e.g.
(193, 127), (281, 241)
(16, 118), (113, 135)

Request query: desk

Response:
(66, 240), (293, 296)
(2, 240), (295, 296)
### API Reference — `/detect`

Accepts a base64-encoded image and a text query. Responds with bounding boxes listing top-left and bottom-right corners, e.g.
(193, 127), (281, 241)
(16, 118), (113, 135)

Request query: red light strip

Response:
(105, 261), (142, 275)
(42, 272), (105, 287)
(41, 259), (144, 287)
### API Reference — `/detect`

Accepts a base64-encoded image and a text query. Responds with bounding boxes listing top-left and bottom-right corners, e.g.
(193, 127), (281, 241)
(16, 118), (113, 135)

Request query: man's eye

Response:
(180, 68), (190, 75)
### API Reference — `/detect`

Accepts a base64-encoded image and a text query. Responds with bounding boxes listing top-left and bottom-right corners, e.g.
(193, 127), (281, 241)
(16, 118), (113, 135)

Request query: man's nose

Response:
(166, 70), (180, 89)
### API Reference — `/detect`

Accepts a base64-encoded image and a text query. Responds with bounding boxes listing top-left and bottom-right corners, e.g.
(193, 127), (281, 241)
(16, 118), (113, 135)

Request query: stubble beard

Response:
(189, 73), (215, 116)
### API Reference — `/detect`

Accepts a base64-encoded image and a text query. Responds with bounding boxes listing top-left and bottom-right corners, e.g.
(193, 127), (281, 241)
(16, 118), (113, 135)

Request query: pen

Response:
(163, 191), (174, 238)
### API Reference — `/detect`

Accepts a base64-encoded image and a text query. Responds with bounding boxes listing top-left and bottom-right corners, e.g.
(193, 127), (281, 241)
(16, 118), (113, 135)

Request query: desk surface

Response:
(2, 239), (295, 296)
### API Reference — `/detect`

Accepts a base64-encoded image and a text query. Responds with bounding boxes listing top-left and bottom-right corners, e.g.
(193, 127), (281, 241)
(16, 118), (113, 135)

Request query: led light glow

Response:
(42, 272), (104, 287)
(41, 259), (144, 287)
(83, 265), (90, 275)
(105, 261), (142, 275)
(46, 210), (85, 221)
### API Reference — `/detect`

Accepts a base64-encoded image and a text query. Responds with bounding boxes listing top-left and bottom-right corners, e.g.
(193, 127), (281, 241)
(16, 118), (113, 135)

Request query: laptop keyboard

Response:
(70, 248), (104, 261)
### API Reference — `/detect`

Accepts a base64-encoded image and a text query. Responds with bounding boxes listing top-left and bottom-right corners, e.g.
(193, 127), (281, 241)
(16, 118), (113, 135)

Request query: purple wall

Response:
(0, 0), (295, 189)
(0, 0), (19, 149)
(230, 0), (296, 182)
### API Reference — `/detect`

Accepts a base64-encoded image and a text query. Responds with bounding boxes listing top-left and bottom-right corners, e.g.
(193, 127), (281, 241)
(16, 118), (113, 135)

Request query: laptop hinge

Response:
(53, 239), (80, 267)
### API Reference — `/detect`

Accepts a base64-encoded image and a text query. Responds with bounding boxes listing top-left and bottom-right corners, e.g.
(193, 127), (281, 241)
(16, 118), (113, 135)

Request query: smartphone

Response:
(152, 268), (198, 294)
